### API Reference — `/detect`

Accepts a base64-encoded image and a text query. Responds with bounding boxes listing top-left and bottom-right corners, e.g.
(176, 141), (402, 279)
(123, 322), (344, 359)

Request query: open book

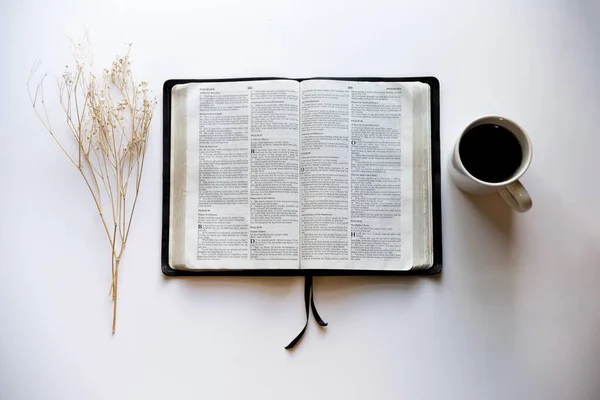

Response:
(163, 78), (441, 275)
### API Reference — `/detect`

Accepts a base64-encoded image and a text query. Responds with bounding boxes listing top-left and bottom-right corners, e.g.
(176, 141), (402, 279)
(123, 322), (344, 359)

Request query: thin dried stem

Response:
(28, 37), (155, 334)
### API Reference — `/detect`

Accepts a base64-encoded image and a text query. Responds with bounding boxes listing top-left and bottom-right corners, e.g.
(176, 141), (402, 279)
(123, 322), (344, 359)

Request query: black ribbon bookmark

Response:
(285, 276), (328, 350)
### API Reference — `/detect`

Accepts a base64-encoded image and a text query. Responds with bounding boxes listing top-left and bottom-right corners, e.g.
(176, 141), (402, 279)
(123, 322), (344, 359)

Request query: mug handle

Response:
(498, 180), (532, 213)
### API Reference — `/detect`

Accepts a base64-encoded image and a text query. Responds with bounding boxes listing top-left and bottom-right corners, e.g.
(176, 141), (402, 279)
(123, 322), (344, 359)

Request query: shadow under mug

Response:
(450, 116), (533, 212)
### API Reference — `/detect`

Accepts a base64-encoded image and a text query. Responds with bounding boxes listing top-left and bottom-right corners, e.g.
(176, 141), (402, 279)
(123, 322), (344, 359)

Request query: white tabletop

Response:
(2, 1), (600, 399)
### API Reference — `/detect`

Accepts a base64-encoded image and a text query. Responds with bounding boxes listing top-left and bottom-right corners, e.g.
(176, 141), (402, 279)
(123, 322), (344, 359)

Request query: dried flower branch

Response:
(28, 35), (155, 333)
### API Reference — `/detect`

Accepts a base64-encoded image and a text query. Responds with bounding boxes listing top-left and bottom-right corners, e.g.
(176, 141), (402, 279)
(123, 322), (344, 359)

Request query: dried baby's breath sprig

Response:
(28, 36), (155, 333)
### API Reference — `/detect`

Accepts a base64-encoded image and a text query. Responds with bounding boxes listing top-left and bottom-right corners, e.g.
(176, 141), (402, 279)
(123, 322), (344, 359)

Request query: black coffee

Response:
(459, 124), (522, 183)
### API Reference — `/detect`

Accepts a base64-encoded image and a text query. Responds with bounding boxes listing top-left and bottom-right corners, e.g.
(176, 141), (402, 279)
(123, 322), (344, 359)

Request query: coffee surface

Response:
(459, 124), (523, 183)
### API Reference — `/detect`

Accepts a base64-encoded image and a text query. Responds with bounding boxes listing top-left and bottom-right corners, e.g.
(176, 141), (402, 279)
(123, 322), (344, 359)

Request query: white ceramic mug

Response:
(450, 116), (533, 212)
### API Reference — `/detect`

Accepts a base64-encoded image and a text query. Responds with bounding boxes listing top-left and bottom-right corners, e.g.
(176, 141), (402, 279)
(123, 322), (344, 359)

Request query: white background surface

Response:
(1, 0), (600, 399)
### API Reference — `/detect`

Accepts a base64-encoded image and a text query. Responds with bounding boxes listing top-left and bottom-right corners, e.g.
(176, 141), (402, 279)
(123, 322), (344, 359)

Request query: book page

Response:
(173, 80), (300, 270)
(300, 80), (414, 270)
